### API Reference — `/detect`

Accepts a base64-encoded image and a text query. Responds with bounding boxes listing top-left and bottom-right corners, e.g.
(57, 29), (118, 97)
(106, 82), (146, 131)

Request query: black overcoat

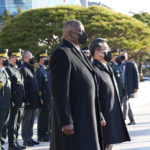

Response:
(50, 39), (103, 150)
(20, 62), (40, 109)
(124, 61), (139, 97)
(92, 59), (130, 144)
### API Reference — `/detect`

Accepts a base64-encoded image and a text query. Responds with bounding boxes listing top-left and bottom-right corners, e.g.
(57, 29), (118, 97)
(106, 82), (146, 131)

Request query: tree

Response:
(17, 5), (22, 16)
(0, 6), (150, 55)
(2, 10), (10, 22)
(133, 12), (150, 26)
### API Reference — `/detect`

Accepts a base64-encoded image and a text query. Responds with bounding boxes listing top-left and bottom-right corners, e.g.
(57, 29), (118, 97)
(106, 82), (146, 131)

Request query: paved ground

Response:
(113, 104), (150, 150)
(3, 81), (150, 150)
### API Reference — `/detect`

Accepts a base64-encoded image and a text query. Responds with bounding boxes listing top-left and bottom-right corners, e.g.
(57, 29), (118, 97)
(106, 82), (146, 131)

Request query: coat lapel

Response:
(108, 65), (120, 101)
(125, 61), (129, 75)
(93, 59), (110, 75)
(62, 39), (94, 73)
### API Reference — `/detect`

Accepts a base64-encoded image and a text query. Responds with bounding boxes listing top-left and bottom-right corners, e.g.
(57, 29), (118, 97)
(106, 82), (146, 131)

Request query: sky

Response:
(89, 0), (150, 15)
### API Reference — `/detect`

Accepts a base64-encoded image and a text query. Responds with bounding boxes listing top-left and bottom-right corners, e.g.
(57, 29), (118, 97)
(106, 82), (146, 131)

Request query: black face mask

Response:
(44, 59), (49, 66)
(104, 51), (112, 62)
(16, 59), (22, 66)
(116, 57), (122, 65)
(78, 32), (88, 44)
(120, 56), (125, 61)
(3, 59), (9, 66)
(29, 58), (34, 65)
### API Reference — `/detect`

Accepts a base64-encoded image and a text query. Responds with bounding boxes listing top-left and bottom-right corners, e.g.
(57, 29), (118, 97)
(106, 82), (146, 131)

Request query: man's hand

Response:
(25, 102), (30, 106)
(134, 89), (138, 93)
(41, 99), (44, 105)
(12, 102), (15, 107)
(101, 120), (106, 127)
(62, 124), (74, 135)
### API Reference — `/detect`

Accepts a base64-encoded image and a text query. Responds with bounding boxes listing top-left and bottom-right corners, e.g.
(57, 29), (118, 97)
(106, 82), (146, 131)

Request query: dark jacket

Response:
(20, 62), (40, 109)
(50, 39), (103, 150)
(6, 64), (24, 107)
(124, 61), (139, 97)
(110, 62), (125, 100)
(36, 65), (51, 102)
(0, 69), (11, 110)
(93, 59), (130, 145)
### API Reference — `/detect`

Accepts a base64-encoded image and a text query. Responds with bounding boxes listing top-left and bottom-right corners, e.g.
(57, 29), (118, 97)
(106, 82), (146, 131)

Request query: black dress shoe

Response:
(16, 142), (26, 149)
(38, 136), (49, 142)
(128, 121), (136, 125)
(9, 145), (21, 150)
(30, 139), (40, 145)
(23, 141), (34, 146)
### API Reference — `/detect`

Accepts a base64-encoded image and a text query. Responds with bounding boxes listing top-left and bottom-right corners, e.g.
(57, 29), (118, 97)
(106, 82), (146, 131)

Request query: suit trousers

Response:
(21, 109), (36, 142)
(123, 95), (134, 121)
(0, 109), (10, 149)
(8, 106), (24, 146)
(104, 144), (113, 150)
(38, 101), (50, 138)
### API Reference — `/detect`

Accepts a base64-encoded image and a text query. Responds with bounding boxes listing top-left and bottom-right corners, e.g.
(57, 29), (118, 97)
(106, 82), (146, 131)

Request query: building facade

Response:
(0, 0), (32, 15)
(0, 0), (82, 15)
(0, 0), (100, 15)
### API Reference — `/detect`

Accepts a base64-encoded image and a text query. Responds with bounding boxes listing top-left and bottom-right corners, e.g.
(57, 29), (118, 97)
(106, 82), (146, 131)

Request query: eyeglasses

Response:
(97, 46), (111, 51)
(70, 31), (83, 35)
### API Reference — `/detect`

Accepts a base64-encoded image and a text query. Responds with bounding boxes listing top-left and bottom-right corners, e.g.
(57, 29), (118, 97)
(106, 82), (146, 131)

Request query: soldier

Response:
(6, 49), (26, 150)
(110, 51), (125, 105)
(81, 46), (90, 57)
(36, 50), (51, 142)
(0, 49), (11, 150)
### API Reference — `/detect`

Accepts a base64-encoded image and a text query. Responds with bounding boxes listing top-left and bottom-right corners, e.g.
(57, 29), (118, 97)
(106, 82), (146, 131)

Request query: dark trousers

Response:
(123, 95), (134, 121)
(21, 109), (36, 142)
(0, 109), (10, 149)
(38, 101), (50, 138)
(8, 106), (24, 147)
(104, 144), (113, 150)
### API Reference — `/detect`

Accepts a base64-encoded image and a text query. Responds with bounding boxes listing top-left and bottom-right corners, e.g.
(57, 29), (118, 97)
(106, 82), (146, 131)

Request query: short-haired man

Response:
(90, 38), (130, 150)
(21, 51), (40, 146)
(50, 20), (103, 150)
(120, 50), (139, 125)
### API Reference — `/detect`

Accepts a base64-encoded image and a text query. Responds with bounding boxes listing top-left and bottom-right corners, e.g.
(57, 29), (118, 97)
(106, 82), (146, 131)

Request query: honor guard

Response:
(0, 49), (11, 150)
(6, 49), (26, 150)
(36, 50), (51, 142)
(110, 50), (125, 105)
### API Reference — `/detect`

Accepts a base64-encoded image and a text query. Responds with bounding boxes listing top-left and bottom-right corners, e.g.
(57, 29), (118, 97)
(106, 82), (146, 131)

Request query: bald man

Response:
(50, 20), (103, 150)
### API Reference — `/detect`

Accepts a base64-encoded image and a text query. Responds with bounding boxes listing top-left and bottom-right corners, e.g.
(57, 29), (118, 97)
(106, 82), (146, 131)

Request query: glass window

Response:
(0, 0), (78, 15)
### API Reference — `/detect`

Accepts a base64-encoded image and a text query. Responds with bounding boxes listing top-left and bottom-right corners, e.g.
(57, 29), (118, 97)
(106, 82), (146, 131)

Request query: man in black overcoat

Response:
(49, 20), (104, 150)
(120, 50), (139, 125)
(20, 51), (40, 146)
(90, 38), (131, 150)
